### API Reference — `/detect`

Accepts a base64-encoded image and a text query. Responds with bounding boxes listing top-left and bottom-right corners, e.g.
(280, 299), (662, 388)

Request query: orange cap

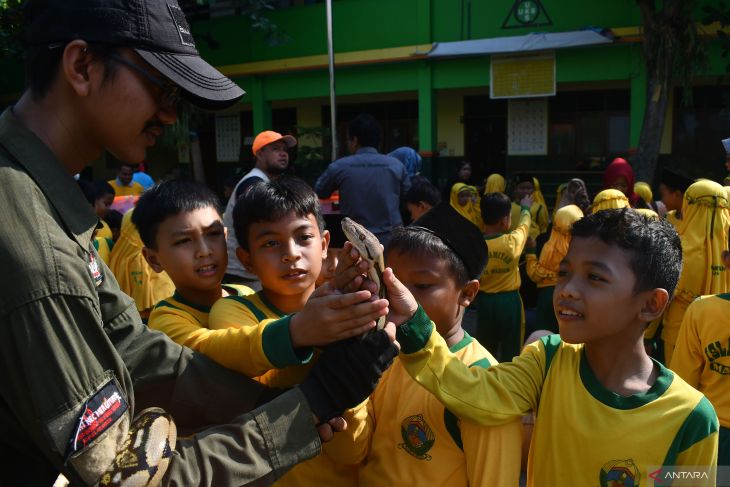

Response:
(252, 130), (297, 155)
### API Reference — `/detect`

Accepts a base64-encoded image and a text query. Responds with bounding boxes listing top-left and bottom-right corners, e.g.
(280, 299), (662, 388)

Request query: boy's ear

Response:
(142, 247), (163, 274)
(236, 246), (255, 273)
(638, 288), (670, 323)
(459, 279), (480, 307)
(321, 229), (331, 260)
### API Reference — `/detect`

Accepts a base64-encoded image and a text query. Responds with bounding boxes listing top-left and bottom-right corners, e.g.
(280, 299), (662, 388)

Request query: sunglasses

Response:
(108, 54), (181, 107)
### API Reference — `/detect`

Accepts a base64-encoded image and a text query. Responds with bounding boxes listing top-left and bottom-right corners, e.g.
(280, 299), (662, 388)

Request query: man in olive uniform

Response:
(0, 1), (396, 485)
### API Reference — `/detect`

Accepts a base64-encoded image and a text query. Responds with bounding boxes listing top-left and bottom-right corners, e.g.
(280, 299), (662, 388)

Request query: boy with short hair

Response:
(136, 180), (254, 343)
(330, 203), (522, 486)
(377, 208), (719, 485)
(210, 176), (386, 486)
(659, 168), (693, 228)
(477, 191), (533, 362)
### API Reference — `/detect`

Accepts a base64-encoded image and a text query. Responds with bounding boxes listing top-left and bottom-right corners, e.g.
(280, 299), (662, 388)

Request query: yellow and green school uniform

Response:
(449, 183), (486, 233)
(332, 332), (521, 486)
(108, 178), (144, 197)
(510, 201), (547, 240)
(96, 219), (113, 240)
(477, 207), (530, 362)
(663, 180), (730, 365)
(208, 291), (356, 487)
(671, 293), (730, 465)
(396, 307), (719, 486)
(525, 205), (583, 333)
(92, 236), (114, 265)
(109, 210), (175, 317)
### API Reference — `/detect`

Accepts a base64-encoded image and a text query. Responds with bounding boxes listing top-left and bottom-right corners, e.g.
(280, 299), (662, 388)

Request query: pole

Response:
(326, 0), (337, 161)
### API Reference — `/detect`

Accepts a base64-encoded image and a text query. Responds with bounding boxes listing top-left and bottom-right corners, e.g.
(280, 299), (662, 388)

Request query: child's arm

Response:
(383, 268), (545, 426)
(462, 417), (523, 487)
(510, 196), (533, 257)
(524, 237), (554, 284)
(669, 300), (705, 388)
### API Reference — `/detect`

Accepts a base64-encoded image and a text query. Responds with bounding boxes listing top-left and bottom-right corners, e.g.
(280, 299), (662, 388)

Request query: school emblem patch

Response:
(398, 414), (435, 460)
(599, 459), (639, 487)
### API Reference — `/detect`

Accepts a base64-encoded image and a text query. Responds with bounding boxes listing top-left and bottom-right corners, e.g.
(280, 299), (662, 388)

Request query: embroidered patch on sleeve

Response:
(88, 251), (104, 287)
(66, 379), (129, 459)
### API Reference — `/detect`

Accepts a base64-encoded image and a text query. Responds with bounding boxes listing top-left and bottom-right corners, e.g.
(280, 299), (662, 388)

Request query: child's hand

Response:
(520, 194), (534, 208)
(381, 267), (418, 326)
(526, 237), (537, 249)
(333, 241), (379, 295)
(289, 281), (388, 348)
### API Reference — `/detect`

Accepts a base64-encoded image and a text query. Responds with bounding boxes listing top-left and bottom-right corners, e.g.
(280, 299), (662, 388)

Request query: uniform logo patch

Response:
(167, 4), (195, 47)
(398, 414), (435, 461)
(66, 379), (128, 458)
(88, 252), (104, 287)
(599, 459), (639, 487)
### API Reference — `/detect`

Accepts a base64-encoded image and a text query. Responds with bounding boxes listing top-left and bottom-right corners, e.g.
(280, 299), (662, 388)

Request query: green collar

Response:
(0, 108), (96, 250)
(258, 290), (286, 317)
(172, 290), (212, 313)
(579, 348), (672, 409)
(449, 330), (473, 353)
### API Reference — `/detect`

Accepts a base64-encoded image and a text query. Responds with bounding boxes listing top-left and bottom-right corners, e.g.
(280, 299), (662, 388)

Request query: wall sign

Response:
(508, 98), (548, 156)
(502, 0), (552, 29)
(215, 115), (242, 162)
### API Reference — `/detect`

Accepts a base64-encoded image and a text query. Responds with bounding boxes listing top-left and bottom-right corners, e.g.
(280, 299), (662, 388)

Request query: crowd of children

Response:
(80, 138), (730, 485)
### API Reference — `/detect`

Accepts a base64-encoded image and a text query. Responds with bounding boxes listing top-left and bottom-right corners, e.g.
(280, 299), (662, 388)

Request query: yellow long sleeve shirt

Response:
(396, 307), (719, 486)
(205, 291), (315, 386)
(525, 251), (556, 288)
(209, 291), (355, 487)
(329, 332), (521, 486)
(511, 201), (547, 240)
(480, 207), (531, 293)
(671, 293), (730, 428)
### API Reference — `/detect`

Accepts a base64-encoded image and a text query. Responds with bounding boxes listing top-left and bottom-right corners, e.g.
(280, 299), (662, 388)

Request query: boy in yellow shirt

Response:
(477, 191), (532, 362)
(209, 177), (388, 487)
(330, 203), (522, 486)
(108, 162), (144, 196)
(370, 208), (718, 486)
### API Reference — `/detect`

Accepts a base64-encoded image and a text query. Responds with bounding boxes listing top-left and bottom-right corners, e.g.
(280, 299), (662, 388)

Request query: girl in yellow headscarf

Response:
(450, 182), (486, 232)
(109, 209), (175, 320)
(532, 177), (547, 208)
(591, 188), (629, 213)
(526, 205), (583, 333)
(634, 181), (653, 207)
(661, 179), (730, 364)
(484, 173), (506, 194)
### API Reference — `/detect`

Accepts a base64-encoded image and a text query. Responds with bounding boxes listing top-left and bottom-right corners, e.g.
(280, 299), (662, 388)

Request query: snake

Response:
(340, 217), (387, 336)
(99, 408), (177, 487)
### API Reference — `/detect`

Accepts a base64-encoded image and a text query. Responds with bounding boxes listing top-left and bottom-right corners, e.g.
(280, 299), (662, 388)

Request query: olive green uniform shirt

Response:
(0, 108), (320, 485)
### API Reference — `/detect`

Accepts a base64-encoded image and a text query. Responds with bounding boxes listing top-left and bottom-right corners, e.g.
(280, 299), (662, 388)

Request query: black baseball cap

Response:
(25, 0), (245, 110)
(411, 202), (488, 280)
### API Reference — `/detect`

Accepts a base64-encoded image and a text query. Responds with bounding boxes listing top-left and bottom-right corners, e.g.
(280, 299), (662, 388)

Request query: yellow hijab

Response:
(539, 205), (583, 274)
(450, 183), (486, 232)
(532, 177), (547, 208)
(484, 173), (506, 194)
(674, 179), (730, 302)
(634, 182), (653, 205)
(635, 208), (659, 219)
(591, 189), (629, 214)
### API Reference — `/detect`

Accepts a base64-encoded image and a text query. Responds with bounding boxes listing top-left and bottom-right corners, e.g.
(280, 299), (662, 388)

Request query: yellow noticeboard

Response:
(490, 52), (556, 99)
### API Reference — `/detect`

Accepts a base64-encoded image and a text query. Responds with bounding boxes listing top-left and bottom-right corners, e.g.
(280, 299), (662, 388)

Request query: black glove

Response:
(299, 329), (398, 422)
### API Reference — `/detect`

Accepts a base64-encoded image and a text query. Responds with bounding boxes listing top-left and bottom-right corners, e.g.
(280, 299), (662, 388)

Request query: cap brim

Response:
(281, 135), (297, 148)
(136, 49), (245, 110)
